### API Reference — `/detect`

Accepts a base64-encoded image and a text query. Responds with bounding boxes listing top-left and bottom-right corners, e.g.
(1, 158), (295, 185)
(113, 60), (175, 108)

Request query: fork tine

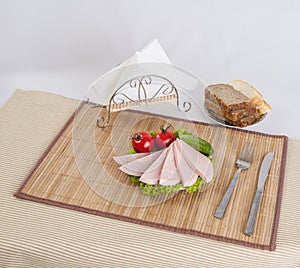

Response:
(238, 142), (247, 160)
(239, 142), (255, 162)
(241, 142), (255, 162)
(248, 143), (255, 163)
(245, 142), (252, 160)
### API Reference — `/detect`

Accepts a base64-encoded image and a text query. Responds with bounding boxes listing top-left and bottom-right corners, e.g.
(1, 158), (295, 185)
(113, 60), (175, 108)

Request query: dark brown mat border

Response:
(15, 190), (276, 251)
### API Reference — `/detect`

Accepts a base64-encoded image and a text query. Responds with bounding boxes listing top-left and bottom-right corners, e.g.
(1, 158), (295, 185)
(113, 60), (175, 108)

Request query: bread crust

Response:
(205, 99), (257, 122)
(205, 83), (261, 127)
(206, 107), (260, 127)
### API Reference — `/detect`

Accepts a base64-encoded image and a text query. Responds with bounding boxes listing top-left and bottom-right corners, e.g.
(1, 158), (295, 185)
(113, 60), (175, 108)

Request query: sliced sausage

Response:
(118, 150), (161, 173)
(173, 142), (198, 187)
(113, 152), (150, 165)
(139, 149), (167, 185)
(175, 139), (214, 183)
(160, 142), (181, 186)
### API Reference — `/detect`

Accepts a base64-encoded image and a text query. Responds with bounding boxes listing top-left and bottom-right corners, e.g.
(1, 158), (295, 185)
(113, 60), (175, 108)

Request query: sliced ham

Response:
(114, 137), (214, 187)
(118, 150), (162, 174)
(139, 149), (167, 185)
(159, 143), (181, 186)
(173, 142), (198, 187)
(175, 139), (214, 183)
(113, 152), (150, 166)
(119, 166), (143, 177)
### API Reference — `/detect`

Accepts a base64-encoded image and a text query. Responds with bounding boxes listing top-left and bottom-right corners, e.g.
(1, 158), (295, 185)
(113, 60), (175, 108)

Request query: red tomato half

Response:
(132, 132), (154, 153)
(154, 127), (176, 150)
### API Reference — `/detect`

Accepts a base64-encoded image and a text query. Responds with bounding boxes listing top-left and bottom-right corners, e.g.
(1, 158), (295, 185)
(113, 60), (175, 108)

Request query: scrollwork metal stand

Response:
(90, 75), (192, 128)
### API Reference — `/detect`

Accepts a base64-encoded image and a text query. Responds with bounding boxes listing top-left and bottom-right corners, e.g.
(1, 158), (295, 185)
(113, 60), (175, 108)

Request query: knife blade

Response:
(244, 152), (274, 236)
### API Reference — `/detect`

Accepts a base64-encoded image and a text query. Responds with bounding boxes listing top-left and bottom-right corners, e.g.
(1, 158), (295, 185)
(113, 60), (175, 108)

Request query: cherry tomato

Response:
(132, 132), (154, 153)
(154, 126), (176, 150)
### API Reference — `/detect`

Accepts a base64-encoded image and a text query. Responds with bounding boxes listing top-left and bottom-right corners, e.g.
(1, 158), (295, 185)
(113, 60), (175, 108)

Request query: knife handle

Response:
(244, 190), (262, 236)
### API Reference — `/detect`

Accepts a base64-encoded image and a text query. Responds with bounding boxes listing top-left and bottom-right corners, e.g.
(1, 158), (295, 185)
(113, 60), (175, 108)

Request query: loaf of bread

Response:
(204, 83), (265, 127)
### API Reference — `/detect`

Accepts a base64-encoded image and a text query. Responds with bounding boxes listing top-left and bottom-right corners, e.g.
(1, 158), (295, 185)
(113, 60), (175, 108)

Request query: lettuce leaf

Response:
(129, 175), (205, 197)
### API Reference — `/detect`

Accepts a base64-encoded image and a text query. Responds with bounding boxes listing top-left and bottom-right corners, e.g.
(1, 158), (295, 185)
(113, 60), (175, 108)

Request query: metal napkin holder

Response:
(88, 74), (192, 128)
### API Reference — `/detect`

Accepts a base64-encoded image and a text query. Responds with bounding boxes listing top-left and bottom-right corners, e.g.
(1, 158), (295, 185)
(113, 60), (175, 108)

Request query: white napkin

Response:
(117, 39), (172, 68)
(87, 39), (201, 107)
(87, 39), (174, 104)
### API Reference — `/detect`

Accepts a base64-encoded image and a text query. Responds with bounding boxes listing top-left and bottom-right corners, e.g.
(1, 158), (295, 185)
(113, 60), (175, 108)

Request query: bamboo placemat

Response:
(15, 102), (288, 251)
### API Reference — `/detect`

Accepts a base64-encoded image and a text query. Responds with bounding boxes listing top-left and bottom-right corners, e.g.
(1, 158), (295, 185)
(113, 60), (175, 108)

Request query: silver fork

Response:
(214, 142), (255, 219)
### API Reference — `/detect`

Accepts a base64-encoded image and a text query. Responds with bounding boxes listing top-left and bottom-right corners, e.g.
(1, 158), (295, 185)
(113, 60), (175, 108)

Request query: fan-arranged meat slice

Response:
(139, 149), (167, 185)
(160, 142), (181, 186)
(119, 166), (143, 177)
(175, 139), (214, 183)
(118, 150), (161, 174)
(173, 142), (198, 187)
(113, 152), (150, 166)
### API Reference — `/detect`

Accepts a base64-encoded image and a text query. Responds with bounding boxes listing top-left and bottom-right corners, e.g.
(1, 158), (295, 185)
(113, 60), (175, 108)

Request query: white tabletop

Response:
(1, 0), (299, 139)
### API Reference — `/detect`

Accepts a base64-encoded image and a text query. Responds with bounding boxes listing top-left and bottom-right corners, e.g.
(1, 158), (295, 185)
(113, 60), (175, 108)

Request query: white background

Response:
(1, 0), (299, 138)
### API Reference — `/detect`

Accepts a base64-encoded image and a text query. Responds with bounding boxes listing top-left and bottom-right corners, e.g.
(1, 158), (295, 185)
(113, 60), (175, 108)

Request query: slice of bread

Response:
(204, 84), (260, 127)
(205, 99), (257, 122)
(204, 84), (254, 112)
(206, 107), (260, 127)
(227, 80), (271, 115)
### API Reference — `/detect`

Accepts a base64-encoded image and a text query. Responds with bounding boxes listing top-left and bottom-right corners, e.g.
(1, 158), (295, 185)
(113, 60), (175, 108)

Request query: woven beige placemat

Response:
(14, 101), (287, 251)
(1, 89), (300, 268)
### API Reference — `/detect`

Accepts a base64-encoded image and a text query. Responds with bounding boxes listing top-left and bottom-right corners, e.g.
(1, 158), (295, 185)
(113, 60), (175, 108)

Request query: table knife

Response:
(244, 152), (274, 236)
